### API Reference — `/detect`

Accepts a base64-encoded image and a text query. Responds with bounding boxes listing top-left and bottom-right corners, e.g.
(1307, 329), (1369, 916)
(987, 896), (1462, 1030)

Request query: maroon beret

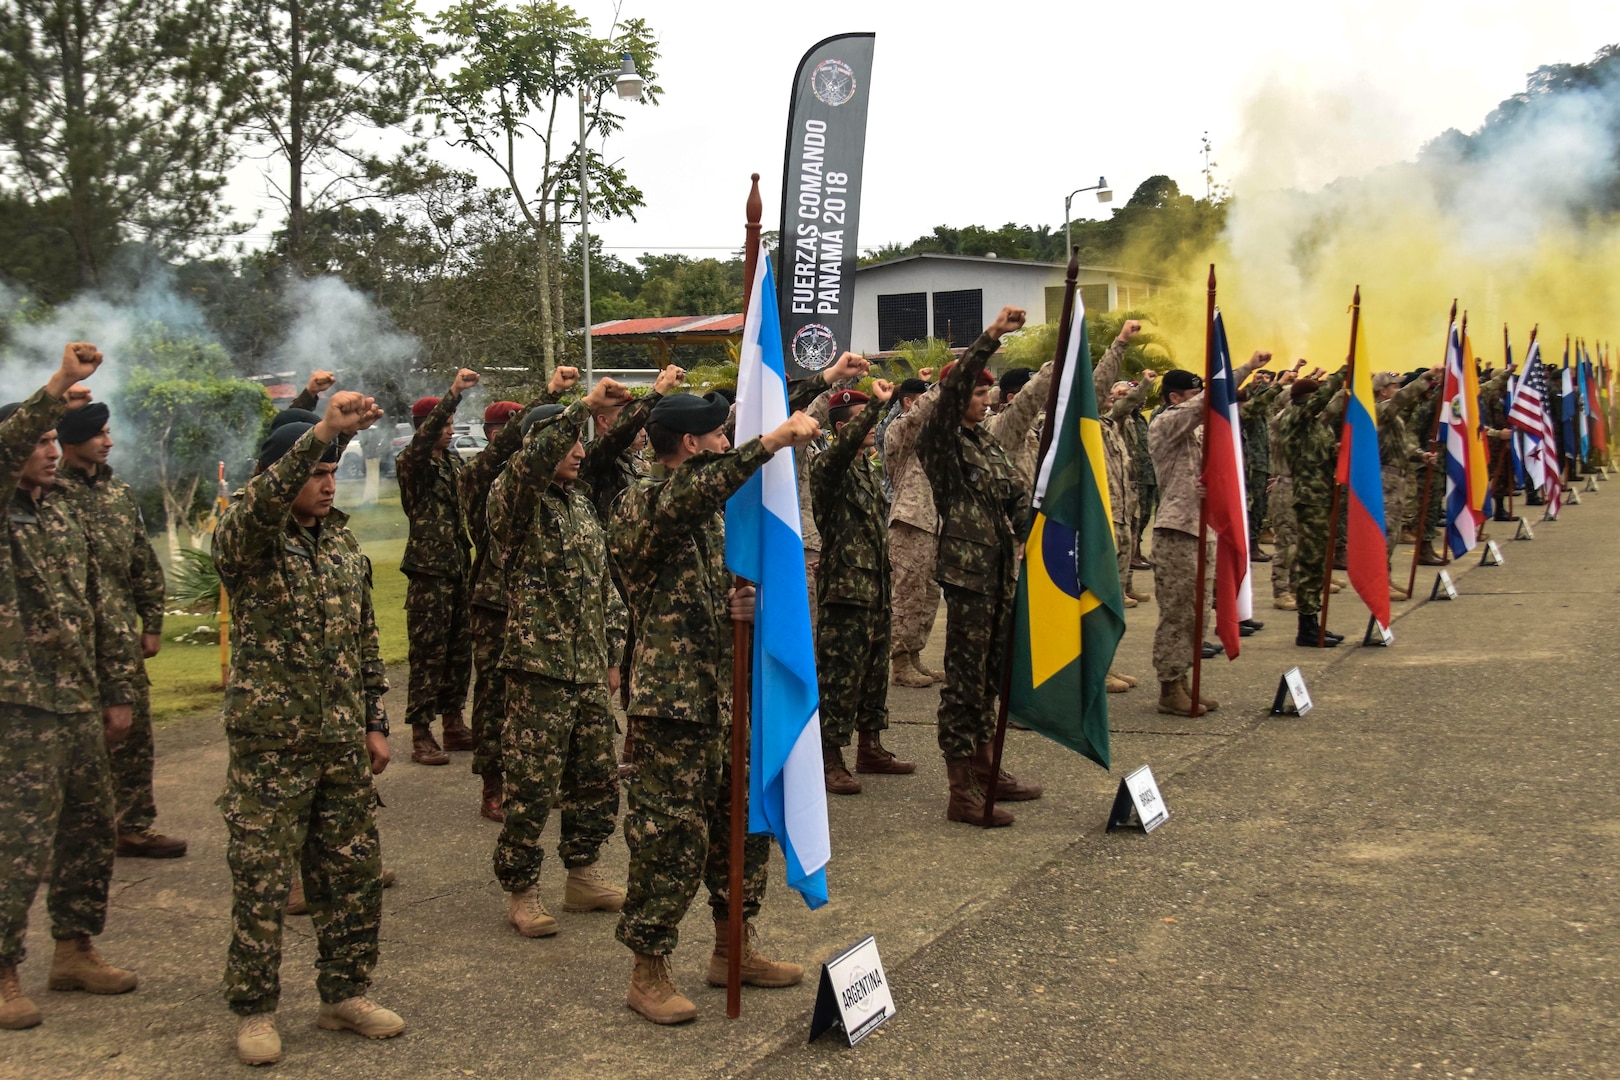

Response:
(828, 389), (869, 409)
(484, 401), (524, 425)
(940, 361), (995, 387)
(411, 396), (440, 419)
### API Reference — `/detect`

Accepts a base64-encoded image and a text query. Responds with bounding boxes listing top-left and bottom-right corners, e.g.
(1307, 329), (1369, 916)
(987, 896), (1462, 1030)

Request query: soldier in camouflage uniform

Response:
(461, 368), (577, 822)
(488, 383), (632, 938)
(1481, 369), (1516, 521)
(810, 382), (917, 796)
(0, 345), (141, 1033)
(916, 306), (1040, 827)
(1279, 370), (1349, 647)
(883, 368), (947, 688)
(1241, 370), (1277, 557)
(1265, 362), (1308, 608)
(398, 369), (480, 765)
(610, 392), (818, 1025)
(53, 401), (185, 859)
(1375, 368), (1440, 598)
(1093, 328), (1147, 691)
(213, 391), (403, 1065)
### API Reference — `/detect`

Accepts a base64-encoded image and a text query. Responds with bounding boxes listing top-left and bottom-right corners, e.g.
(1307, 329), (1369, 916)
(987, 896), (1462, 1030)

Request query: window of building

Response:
(932, 289), (983, 348)
(1044, 286), (1066, 325)
(1079, 284), (1111, 316)
(876, 292), (927, 350)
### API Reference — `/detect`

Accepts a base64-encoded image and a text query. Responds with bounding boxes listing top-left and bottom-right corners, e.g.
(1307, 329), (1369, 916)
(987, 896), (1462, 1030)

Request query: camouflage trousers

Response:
(937, 579), (1014, 759)
(1413, 464), (1444, 543)
(1114, 518), (1134, 594)
(1271, 476), (1297, 597)
(0, 707), (114, 966)
(495, 673), (619, 893)
(218, 736), (381, 1015)
(404, 570), (473, 731)
(816, 601), (890, 749)
(1292, 485), (1333, 616)
(805, 549), (820, 635)
(616, 717), (769, 957)
(1136, 484), (1158, 541)
(888, 521), (940, 658)
(1383, 466), (1407, 564)
(1247, 466), (1271, 539)
(1150, 529), (1214, 683)
(108, 675), (156, 832)
(468, 603), (509, 783)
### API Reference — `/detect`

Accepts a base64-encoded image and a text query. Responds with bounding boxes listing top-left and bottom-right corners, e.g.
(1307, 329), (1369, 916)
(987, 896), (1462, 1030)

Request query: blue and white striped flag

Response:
(725, 244), (829, 909)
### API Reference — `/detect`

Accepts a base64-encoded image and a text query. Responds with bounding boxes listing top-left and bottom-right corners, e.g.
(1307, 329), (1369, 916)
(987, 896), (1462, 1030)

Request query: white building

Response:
(851, 253), (1164, 353)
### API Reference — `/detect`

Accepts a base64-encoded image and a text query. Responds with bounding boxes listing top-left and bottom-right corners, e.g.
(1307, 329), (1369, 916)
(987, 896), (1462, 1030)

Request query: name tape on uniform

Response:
(809, 936), (895, 1047)
(1270, 666), (1313, 716)
(1107, 764), (1169, 833)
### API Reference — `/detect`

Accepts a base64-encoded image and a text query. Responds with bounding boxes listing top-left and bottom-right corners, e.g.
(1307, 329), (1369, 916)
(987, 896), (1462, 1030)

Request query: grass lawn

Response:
(146, 482), (413, 722)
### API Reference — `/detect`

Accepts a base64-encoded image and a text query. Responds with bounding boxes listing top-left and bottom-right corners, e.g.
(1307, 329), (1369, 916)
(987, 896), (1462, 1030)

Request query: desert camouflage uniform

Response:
(56, 462), (166, 834)
(489, 400), (626, 890)
(1, 388), (136, 968)
(1481, 371), (1513, 506)
(1147, 357), (1266, 680)
(1377, 374), (1434, 563)
(397, 390), (473, 732)
(610, 436), (777, 956)
(1280, 372), (1348, 617)
(883, 390), (943, 663)
(917, 334), (1031, 759)
(810, 400), (890, 750)
(461, 389), (561, 784)
(1268, 393), (1298, 598)
(212, 425), (388, 1016)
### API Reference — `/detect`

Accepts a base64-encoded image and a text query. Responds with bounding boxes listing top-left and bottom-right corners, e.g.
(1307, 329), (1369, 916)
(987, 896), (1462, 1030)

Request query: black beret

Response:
(999, 368), (1033, 396)
(57, 402), (111, 444)
(521, 403), (567, 435)
(649, 392), (729, 435)
(271, 407), (321, 432)
(1162, 369), (1203, 395)
(0, 402), (22, 426)
(256, 422), (340, 472)
(898, 378), (928, 397)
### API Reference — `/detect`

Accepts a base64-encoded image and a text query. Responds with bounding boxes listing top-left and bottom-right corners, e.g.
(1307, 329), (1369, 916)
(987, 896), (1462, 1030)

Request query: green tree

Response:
(0, 0), (243, 287)
(412, 0), (660, 375)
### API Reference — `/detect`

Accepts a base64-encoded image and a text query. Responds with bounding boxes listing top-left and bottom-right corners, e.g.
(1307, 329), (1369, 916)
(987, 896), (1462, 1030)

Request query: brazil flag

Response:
(1006, 300), (1124, 769)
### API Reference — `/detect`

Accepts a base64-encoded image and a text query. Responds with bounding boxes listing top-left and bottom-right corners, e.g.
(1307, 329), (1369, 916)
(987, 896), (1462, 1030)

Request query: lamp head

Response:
(614, 53), (644, 100)
(1096, 176), (1112, 203)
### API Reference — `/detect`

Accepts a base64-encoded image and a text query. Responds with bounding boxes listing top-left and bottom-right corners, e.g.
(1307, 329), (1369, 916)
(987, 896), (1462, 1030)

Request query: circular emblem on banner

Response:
(811, 59), (857, 107)
(791, 324), (838, 371)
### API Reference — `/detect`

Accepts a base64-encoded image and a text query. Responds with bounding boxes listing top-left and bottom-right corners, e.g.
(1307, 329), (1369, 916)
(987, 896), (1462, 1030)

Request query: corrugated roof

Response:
(857, 252), (1166, 281)
(591, 313), (744, 337)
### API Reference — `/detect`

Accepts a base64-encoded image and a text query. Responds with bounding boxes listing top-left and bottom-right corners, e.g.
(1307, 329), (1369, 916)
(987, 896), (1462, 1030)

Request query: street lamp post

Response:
(579, 52), (645, 402)
(1063, 176), (1113, 256)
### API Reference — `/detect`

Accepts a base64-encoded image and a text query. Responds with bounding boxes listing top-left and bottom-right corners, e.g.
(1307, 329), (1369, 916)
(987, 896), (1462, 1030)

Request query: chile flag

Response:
(1201, 310), (1251, 659)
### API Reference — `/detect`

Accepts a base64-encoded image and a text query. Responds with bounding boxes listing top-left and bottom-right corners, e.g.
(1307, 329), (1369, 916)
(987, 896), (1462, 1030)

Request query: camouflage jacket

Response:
(1130, 410), (1155, 489)
(809, 400), (889, 610)
(881, 390), (939, 532)
(56, 463), (165, 690)
(1241, 382), (1284, 474)
(463, 389), (561, 612)
(579, 391), (662, 527)
(610, 438), (774, 724)
(213, 426), (387, 743)
(790, 379), (836, 552)
(917, 333), (1030, 595)
(397, 389), (471, 578)
(1376, 373), (1434, 467)
(1149, 357), (1268, 537)
(490, 399), (626, 685)
(1, 388), (136, 713)
(1103, 381), (1152, 526)
(1278, 372), (1348, 502)
(984, 361), (1053, 493)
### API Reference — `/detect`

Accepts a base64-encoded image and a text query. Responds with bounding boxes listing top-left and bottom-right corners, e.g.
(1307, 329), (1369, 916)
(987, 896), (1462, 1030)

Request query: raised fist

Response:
(1249, 350), (1274, 368)
(763, 411), (822, 452)
(306, 370), (336, 395)
(1117, 320), (1142, 344)
(1141, 369), (1158, 382)
(451, 368), (481, 394)
(987, 307), (1027, 340)
(549, 366), (580, 394)
(869, 378), (895, 404)
(583, 377), (632, 412)
(60, 342), (104, 382)
(321, 391), (379, 437)
(65, 383), (93, 408)
(918, 367), (936, 381)
(654, 365), (687, 395)
(823, 351), (870, 385)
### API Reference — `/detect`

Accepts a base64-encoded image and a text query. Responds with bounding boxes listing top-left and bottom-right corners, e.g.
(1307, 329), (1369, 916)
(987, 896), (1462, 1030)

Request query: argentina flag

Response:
(725, 243), (830, 909)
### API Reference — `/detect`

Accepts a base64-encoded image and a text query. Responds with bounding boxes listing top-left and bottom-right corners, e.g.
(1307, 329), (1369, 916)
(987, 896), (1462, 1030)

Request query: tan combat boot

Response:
(315, 996), (405, 1039)
(1184, 676), (1219, 711)
(507, 886), (558, 937)
(410, 726), (450, 766)
(1114, 672), (1140, 688)
(627, 953), (697, 1025)
(707, 919), (804, 988)
(912, 654), (946, 683)
(1273, 593), (1297, 611)
(0, 966), (42, 1029)
(563, 865), (625, 913)
(48, 936), (136, 995)
(891, 653), (934, 688)
(945, 757), (1013, 827)
(235, 1013), (281, 1065)
(822, 744), (862, 795)
(1156, 680), (1207, 717)
(970, 742), (1042, 801)
(1105, 673), (1130, 693)
(855, 731), (916, 774)
(441, 711), (475, 752)
(479, 775), (505, 823)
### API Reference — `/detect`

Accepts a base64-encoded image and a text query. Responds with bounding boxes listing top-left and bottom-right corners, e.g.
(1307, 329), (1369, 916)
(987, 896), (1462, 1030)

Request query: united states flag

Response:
(1508, 342), (1561, 512)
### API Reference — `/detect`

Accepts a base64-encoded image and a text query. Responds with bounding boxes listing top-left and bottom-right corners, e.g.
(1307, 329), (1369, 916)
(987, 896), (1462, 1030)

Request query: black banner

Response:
(777, 32), (876, 378)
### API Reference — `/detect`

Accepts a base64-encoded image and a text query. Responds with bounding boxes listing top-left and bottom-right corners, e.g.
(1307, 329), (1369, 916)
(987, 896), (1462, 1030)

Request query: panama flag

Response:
(1006, 283), (1122, 769)
(1333, 302), (1390, 631)
(1201, 310), (1252, 658)
(724, 244), (828, 909)
(1442, 322), (1489, 555)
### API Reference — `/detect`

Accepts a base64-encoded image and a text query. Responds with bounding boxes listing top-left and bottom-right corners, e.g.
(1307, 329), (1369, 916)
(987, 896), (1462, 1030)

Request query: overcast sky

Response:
(224, 0), (1616, 262)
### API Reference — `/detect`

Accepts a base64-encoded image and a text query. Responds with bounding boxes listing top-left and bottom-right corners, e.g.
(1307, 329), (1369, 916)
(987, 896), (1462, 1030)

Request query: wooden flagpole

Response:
(726, 173), (763, 1019)
(1317, 286), (1359, 647)
(982, 247), (1081, 826)
(1502, 323), (1515, 521)
(1404, 300), (1456, 599)
(1188, 265), (1215, 714)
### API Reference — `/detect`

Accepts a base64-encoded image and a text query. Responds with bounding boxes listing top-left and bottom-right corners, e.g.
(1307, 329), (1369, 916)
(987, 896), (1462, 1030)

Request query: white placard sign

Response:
(1430, 570), (1458, 601)
(1480, 540), (1504, 566)
(1123, 765), (1169, 833)
(808, 936), (894, 1046)
(1271, 666), (1312, 716)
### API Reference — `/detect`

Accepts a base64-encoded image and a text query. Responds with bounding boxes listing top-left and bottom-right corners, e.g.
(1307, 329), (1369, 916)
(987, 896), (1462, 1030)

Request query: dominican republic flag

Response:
(1200, 310), (1250, 659)
(1442, 321), (1488, 555)
(1334, 304), (1389, 631)
(724, 244), (829, 909)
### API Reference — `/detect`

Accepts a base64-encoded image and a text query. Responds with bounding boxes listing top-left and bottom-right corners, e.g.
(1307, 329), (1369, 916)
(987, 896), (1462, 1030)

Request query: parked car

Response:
(451, 433), (488, 462)
(337, 439), (367, 480)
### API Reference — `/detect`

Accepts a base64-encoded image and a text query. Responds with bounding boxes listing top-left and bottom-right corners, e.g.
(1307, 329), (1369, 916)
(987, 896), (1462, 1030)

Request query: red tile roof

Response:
(591, 313), (744, 338)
